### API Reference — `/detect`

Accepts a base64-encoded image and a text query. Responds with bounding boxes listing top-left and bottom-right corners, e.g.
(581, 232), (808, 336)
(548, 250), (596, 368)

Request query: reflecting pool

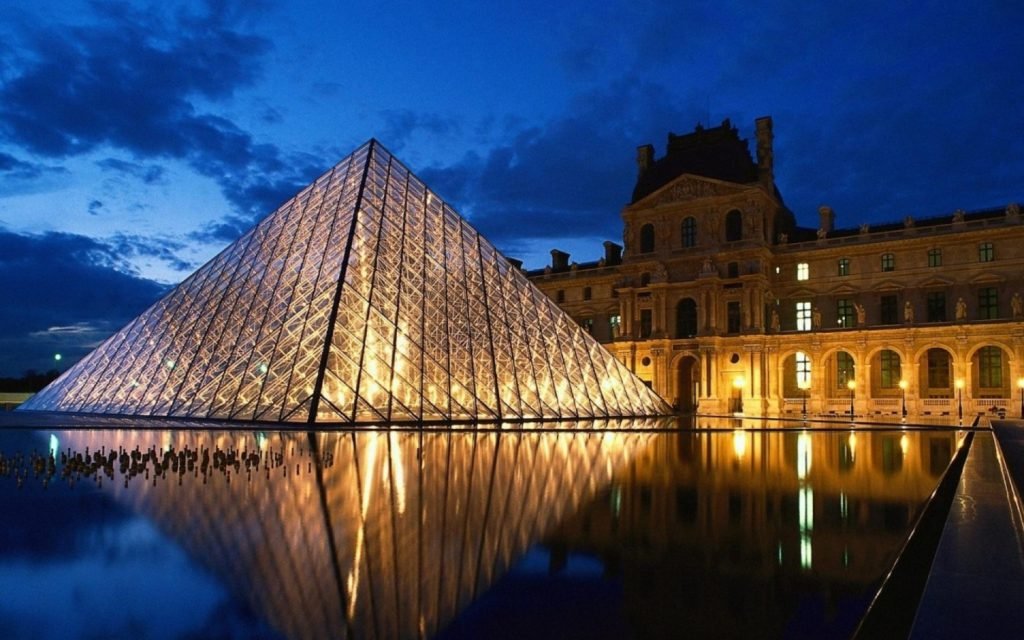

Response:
(0, 420), (963, 639)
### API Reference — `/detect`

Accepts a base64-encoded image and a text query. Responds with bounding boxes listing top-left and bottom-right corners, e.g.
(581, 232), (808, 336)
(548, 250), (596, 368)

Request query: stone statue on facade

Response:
(859, 223), (870, 235)
(854, 302), (866, 326)
(904, 300), (914, 323)
(816, 228), (827, 240)
(700, 256), (715, 275)
(812, 306), (822, 330)
(955, 297), (967, 321)
(1012, 292), (1023, 319)
(953, 209), (966, 223)
(903, 216), (915, 228)
(1007, 203), (1021, 221)
(777, 232), (788, 244)
(770, 308), (780, 333)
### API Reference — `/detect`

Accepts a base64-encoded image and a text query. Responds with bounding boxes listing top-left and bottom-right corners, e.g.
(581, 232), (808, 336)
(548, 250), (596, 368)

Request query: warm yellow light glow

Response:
(956, 378), (965, 390)
(846, 379), (856, 390)
(798, 378), (811, 391)
(733, 376), (746, 389)
(848, 431), (857, 460)
(900, 434), (909, 456)
(1017, 377), (1024, 390)
(797, 431), (812, 479)
(732, 429), (748, 460)
(898, 379), (907, 390)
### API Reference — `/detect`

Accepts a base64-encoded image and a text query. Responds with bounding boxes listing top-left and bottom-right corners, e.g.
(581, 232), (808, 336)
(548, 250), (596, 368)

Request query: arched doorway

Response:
(676, 355), (700, 413)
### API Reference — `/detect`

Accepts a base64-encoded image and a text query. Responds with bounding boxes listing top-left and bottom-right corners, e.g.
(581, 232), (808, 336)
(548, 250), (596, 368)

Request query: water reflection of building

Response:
(544, 430), (960, 638)
(528, 117), (1024, 418)
(61, 423), (654, 639)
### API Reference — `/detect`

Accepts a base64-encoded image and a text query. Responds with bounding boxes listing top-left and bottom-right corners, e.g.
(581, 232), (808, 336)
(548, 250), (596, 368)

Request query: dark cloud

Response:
(379, 109), (460, 152)
(0, 151), (67, 181)
(107, 232), (196, 273)
(0, 228), (167, 376)
(96, 158), (167, 184)
(87, 199), (103, 216)
(419, 77), (700, 259)
(0, 0), (323, 230)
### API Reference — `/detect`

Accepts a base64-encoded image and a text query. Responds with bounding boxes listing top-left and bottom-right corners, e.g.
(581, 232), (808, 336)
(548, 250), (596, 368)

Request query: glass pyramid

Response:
(22, 141), (668, 424)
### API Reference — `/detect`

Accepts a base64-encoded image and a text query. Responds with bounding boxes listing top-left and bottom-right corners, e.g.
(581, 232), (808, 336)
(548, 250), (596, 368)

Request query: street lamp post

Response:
(956, 378), (965, 424)
(798, 379), (810, 420)
(1017, 377), (1024, 419)
(733, 376), (746, 415)
(847, 379), (856, 420)
(898, 379), (908, 420)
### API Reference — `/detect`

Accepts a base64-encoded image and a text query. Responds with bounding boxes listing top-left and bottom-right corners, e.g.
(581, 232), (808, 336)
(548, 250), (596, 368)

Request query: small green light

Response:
(54, 353), (62, 361)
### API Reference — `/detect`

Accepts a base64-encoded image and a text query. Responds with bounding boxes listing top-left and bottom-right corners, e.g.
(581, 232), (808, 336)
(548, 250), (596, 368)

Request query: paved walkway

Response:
(910, 420), (1024, 638)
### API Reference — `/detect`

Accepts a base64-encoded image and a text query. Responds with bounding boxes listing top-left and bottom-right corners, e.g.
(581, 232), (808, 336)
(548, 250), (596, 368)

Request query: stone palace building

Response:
(527, 117), (1024, 419)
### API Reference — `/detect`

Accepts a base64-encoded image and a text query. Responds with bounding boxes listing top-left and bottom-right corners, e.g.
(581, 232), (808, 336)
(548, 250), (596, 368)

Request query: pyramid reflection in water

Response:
(23, 141), (667, 423)
(61, 424), (654, 638)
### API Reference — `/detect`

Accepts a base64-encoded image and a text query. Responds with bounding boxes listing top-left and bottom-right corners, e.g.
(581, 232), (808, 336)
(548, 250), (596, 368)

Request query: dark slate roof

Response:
(632, 120), (760, 203)
(789, 206), (1008, 243)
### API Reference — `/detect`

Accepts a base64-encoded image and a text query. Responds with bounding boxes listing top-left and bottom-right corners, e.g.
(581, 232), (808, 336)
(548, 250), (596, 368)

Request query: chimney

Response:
(755, 116), (774, 187)
(550, 249), (570, 272)
(603, 241), (622, 266)
(636, 144), (654, 177)
(818, 206), (834, 233)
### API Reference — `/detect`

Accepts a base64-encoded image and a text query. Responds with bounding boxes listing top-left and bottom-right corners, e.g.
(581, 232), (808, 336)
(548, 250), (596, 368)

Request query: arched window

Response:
(676, 299), (698, 338)
(836, 352), (855, 388)
(879, 350), (901, 388)
(682, 217), (697, 248)
(639, 223), (655, 253)
(725, 210), (743, 242)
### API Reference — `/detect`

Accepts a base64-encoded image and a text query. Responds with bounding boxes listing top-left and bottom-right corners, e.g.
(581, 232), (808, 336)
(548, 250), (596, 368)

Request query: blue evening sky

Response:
(0, 0), (1021, 375)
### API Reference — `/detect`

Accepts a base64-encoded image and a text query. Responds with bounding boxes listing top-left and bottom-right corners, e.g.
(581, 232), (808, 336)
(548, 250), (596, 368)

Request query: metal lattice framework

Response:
(23, 141), (668, 424)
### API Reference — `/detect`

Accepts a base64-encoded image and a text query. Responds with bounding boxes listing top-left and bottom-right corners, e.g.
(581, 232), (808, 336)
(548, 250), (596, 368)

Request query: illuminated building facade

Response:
(23, 141), (667, 424)
(529, 117), (1024, 418)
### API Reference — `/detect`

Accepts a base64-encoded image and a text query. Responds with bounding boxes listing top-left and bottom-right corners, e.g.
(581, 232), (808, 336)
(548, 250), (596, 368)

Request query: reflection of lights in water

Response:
(49, 434), (59, 460)
(390, 432), (406, 515)
(797, 431), (811, 479)
(347, 434), (381, 618)
(843, 546), (851, 568)
(840, 492), (848, 522)
(256, 432), (268, 451)
(900, 434), (909, 456)
(848, 431), (857, 461)
(799, 486), (813, 533)
(733, 429), (748, 460)
(777, 541), (783, 566)
(611, 485), (622, 518)
(801, 534), (813, 570)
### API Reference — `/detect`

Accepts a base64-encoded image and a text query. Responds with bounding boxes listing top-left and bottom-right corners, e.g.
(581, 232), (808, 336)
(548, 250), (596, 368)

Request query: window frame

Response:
(927, 248), (942, 268)
(979, 242), (994, 262)
(881, 253), (895, 272)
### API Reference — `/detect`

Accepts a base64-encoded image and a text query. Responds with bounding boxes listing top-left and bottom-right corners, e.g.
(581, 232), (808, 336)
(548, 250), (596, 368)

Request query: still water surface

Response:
(0, 420), (960, 639)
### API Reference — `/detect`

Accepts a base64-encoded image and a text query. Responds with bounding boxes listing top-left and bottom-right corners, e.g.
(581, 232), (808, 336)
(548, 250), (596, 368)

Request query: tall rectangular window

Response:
(979, 346), (1002, 388)
(880, 295), (898, 324)
(838, 258), (850, 276)
(928, 249), (942, 267)
(979, 242), (994, 262)
(639, 309), (652, 339)
(881, 253), (894, 272)
(580, 317), (594, 334)
(609, 314), (621, 339)
(556, 290), (565, 303)
(682, 216), (697, 248)
(926, 292), (946, 322)
(583, 286), (592, 301)
(795, 351), (811, 387)
(836, 352), (855, 388)
(796, 301), (811, 331)
(880, 350), (901, 388)
(727, 301), (741, 334)
(797, 263), (809, 281)
(928, 350), (950, 389)
(978, 287), (998, 319)
(836, 299), (855, 328)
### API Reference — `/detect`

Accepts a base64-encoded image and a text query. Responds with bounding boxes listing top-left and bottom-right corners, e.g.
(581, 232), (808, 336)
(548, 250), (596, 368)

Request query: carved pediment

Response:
(649, 175), (748, 206)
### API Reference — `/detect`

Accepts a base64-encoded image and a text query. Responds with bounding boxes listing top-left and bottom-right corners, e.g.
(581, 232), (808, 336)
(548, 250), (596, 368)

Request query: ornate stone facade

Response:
(528, 117), (1024, 420)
